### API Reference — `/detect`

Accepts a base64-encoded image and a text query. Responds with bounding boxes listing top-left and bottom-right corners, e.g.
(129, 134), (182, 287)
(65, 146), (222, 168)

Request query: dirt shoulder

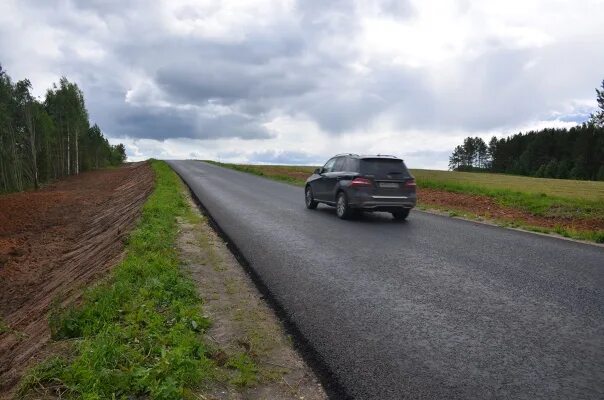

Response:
(418, 187), (604, 233)
(178, 192), (327, 399)
(0, 162), (154, 396)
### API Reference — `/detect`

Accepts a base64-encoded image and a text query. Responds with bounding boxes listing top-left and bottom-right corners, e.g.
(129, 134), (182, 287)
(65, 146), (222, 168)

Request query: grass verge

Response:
(19, 160), (214, 399)
(414, 204), (604, 243)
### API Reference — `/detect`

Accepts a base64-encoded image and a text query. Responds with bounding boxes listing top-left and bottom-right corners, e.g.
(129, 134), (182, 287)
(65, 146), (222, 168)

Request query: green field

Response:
(412, 169), (604, 202)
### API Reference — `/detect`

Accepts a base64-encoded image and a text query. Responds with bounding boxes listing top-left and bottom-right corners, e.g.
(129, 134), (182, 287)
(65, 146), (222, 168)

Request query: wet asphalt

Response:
(168, 160), (604, 400)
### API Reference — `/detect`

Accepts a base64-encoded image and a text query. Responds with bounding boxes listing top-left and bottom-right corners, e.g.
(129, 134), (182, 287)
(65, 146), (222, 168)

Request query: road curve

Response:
(169, 160), (604, 400)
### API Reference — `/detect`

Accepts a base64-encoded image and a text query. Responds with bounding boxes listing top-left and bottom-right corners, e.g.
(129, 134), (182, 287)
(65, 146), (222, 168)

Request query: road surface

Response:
(169, 160), (604, 400)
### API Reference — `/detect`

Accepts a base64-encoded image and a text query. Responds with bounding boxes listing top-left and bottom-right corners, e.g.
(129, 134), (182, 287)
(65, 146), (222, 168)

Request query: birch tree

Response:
(0, 66), (127, 193)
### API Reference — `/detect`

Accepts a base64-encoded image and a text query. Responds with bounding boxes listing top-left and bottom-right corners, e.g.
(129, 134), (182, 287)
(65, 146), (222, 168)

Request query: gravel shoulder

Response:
(178, 190), (326, 399)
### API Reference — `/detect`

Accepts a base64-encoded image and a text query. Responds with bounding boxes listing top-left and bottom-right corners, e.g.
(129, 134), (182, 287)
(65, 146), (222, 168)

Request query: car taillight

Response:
(350, 177), (372, 187)
(404, 178), (416, 187)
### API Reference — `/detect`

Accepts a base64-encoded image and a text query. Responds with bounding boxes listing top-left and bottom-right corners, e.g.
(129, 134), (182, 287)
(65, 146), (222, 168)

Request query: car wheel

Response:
(305, 185), (318, 209)
(336, 192), (353, 219)
(392, 208), (410, 221)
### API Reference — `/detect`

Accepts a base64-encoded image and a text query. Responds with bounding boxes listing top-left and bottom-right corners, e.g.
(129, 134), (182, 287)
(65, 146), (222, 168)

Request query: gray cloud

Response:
(117, 107), (197, 140)
(2, 0), (603, 166)
(114, 105), (272, 140)
(155, 59), (316, 105)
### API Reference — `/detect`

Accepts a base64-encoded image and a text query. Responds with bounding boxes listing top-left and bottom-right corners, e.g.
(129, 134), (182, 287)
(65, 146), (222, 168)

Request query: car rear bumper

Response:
(348, 192), (417, 210)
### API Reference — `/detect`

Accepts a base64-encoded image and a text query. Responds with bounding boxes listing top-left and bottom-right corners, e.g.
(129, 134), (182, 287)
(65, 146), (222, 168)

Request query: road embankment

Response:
(0, 162), (154, 396)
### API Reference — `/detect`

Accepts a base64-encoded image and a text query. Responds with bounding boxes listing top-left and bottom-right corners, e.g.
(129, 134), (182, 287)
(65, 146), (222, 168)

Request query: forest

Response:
(449, 80), (604, 181)
(0, 66), (126, 193)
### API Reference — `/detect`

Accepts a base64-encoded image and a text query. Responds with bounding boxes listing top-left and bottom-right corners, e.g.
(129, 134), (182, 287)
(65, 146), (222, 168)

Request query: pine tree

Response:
(534, 164), (546, 177)
(462, 138), (476, 168)
(556, 160), (571, 179)
(476, 138), (488, 169)
(544, 160), (558, 178)
(569, 156), (588, 180)
(591, 79), (604, 127)
(487, 136), (498, 169)
(449, 145), (463, 170)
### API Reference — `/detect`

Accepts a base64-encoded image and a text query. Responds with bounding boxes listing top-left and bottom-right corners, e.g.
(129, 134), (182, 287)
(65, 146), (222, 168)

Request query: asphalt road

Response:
(169, 160), (604, 400)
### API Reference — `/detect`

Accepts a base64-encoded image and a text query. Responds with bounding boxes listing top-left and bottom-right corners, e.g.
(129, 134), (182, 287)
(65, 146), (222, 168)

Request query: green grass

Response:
(411, 169), (604, 202)
(225, 353), (258, 387)
(416, 202), (604, 243)
(20, 160), (214, 399)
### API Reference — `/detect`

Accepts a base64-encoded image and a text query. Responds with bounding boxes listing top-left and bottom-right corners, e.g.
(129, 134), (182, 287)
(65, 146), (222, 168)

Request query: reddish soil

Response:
(0, 162), (154, 396)
(418, 188), (604, 232)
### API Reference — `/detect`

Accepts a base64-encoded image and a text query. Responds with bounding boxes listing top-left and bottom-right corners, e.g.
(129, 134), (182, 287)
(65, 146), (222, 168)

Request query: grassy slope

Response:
(20, 161), (214, 399)
(207, 161), (604, 242)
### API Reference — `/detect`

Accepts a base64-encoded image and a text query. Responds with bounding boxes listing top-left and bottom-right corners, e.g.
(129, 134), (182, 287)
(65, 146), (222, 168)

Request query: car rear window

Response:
(360, 159), (410, 178)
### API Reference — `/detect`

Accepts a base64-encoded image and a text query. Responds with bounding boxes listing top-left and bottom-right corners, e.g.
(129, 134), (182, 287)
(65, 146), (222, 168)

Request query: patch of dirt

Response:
(0, 163), (154, 397)
(177, 193), (327, 400)
(418, 188), (604, 232)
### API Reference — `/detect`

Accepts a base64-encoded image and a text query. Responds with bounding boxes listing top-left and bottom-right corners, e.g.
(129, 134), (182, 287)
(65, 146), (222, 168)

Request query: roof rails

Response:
(331, 153), (401, 159)
(334, 153), (359, 157)
(358, 154), (400, 159)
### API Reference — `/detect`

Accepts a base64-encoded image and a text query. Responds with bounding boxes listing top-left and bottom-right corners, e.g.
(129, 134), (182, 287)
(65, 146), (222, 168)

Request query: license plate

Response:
(379, 182), (399, 188)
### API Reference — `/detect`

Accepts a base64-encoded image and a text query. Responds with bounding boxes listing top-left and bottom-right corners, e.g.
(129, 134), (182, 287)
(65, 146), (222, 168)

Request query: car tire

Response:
(392, 208), (410, 221)
(305, 185), (318, 209)
(336, 192), (353, 219)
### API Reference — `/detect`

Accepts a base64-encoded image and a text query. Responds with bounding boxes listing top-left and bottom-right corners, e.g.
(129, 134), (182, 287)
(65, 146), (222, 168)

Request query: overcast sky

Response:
(1, 0), (603, 168)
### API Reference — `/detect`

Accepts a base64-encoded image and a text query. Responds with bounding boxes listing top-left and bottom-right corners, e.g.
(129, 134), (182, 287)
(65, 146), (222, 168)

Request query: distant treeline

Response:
(449, 80), (604, 181)
(0, 66), (126, 193)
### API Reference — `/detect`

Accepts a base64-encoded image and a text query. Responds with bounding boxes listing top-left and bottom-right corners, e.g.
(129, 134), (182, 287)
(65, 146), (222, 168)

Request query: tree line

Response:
(0, 66), (126, 192)
(449, 80), (604, 181)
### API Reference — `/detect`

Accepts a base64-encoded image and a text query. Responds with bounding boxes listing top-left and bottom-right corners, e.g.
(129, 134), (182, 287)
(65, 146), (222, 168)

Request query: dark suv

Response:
(305, 154), (417, 220)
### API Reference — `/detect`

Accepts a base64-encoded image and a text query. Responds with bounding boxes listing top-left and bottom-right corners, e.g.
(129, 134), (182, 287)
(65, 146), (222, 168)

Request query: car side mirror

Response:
(314, 167), (323, 175)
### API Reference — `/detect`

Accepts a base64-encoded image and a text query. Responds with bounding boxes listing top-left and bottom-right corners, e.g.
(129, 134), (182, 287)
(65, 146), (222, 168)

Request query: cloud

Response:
(246, 150), (322, 165)
(112, 103), (274, 140)
(1, 0), (603, 168)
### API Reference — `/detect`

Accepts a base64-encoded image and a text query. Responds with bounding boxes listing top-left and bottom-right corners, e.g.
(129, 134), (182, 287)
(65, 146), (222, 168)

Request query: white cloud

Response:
(2, 0), (603, 169)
